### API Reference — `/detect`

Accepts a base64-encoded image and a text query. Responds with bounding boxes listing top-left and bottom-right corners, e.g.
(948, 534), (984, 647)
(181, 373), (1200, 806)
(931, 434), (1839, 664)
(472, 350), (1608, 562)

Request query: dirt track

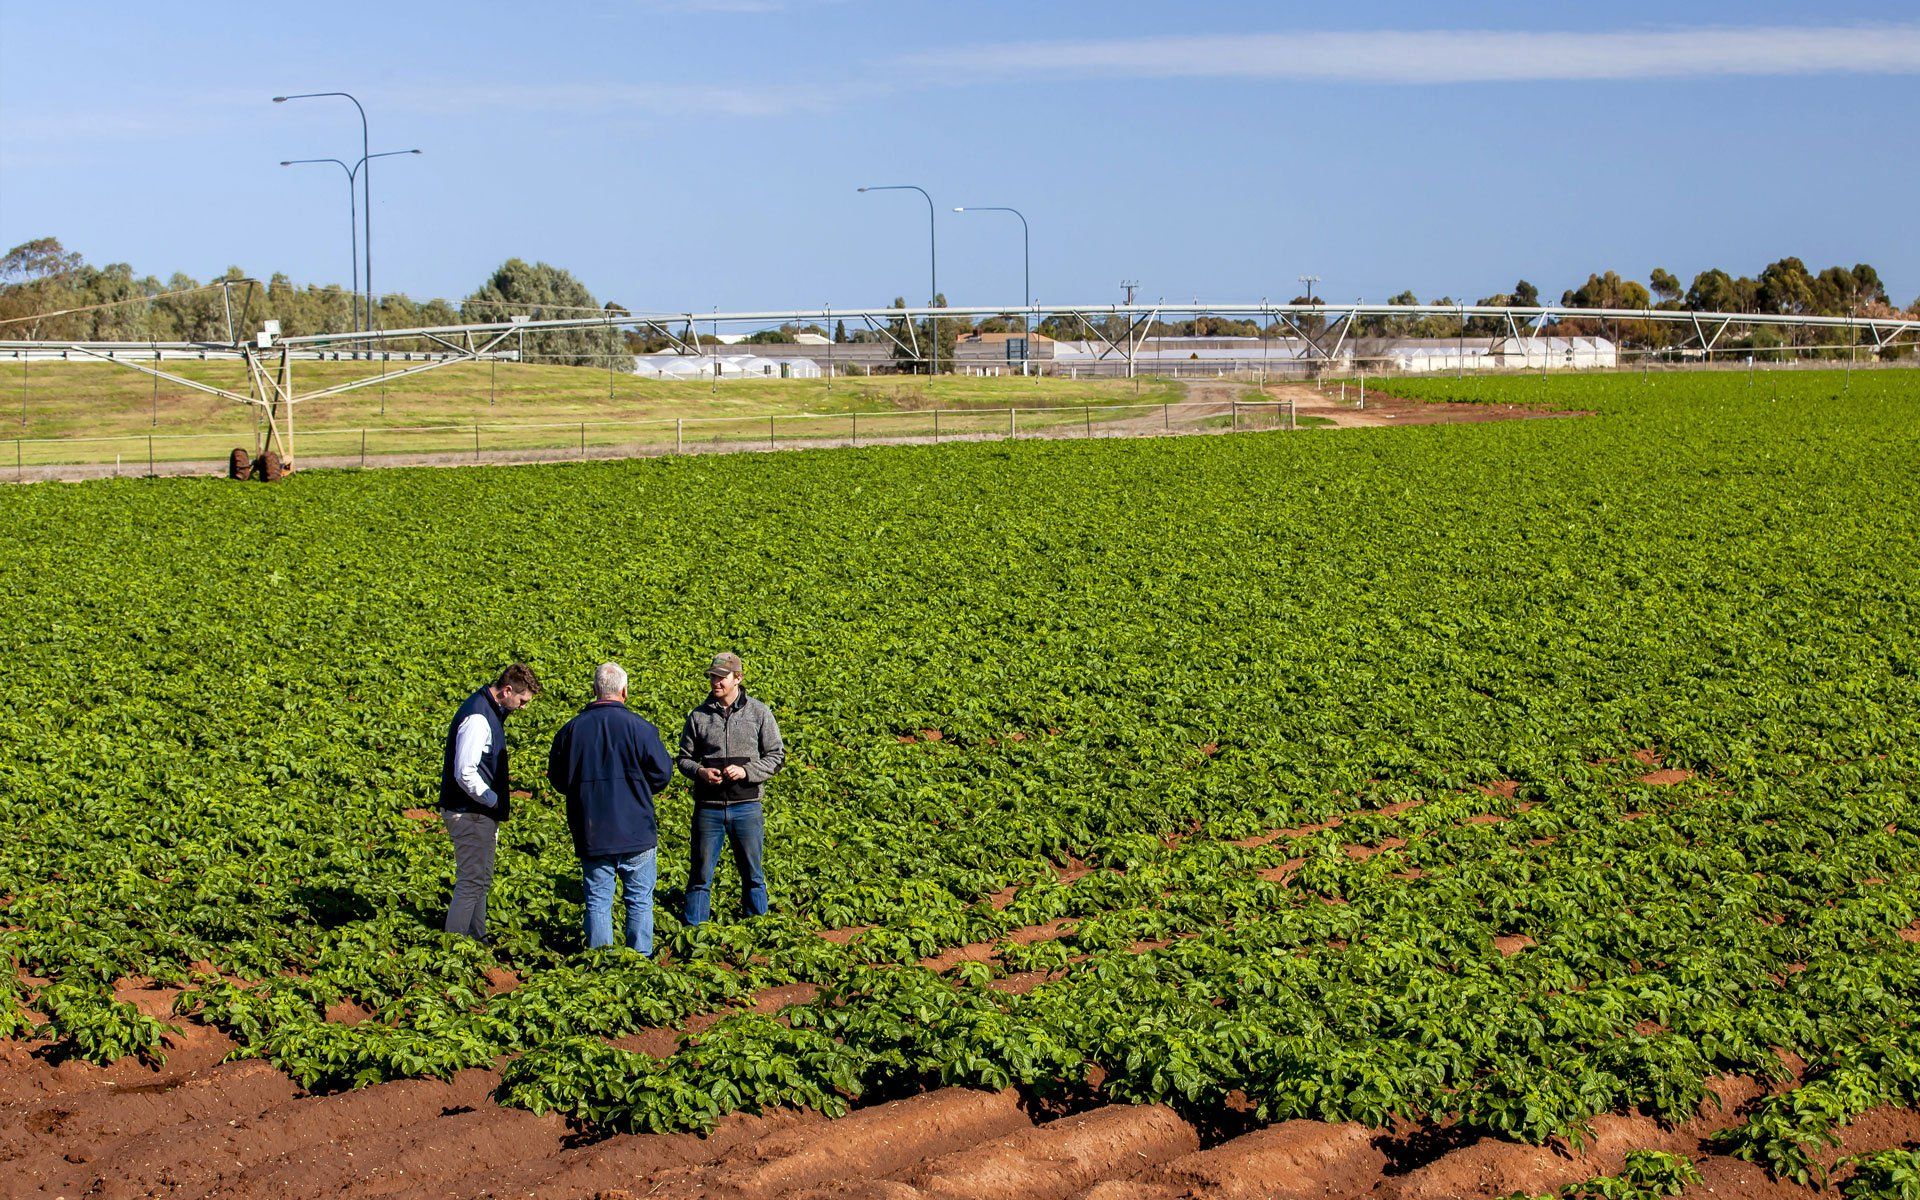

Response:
(8, 770), (1914, 1200)
(1219, 380), (1588, 430)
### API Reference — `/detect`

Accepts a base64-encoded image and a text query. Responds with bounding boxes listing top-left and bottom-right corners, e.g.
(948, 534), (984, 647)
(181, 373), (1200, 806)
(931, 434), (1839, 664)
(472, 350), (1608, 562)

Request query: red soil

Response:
(1681, 1105), (1920, 1199)
(1257, 857), (1306, 883)
(10, 1027), (1908, 1200)
(1345, 837), (1407, 861)
(1388, 1075), (1765, 1199)
(907, 1103), (1198, 1199)
(1084, 1119), (1387, 1199)
(1232, 819), (1339, 849)
(1639, 769), (1694, 786)
(702, 1087), (1028, 1197)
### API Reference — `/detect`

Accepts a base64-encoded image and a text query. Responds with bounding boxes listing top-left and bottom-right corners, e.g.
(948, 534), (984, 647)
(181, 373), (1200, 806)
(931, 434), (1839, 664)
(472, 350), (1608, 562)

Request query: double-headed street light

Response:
(279, 150), (421, 332)
(859, 184), (939, 374)
(274, 92), (373, 333)
(954, 205), (1031, 374)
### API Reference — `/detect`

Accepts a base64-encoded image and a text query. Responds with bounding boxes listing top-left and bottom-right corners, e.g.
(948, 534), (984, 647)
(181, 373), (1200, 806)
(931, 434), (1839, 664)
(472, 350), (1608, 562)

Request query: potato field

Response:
(3, 369), (1918, 1199)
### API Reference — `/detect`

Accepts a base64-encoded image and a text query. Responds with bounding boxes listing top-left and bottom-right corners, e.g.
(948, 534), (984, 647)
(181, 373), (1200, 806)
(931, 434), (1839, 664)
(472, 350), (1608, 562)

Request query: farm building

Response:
(1043, 335), (1616, 377)
(1488, 336), (1618, 370)
(632, 334), (1614, 379)
(953, 330), (1056, 375)
(633, 353), (822, 379)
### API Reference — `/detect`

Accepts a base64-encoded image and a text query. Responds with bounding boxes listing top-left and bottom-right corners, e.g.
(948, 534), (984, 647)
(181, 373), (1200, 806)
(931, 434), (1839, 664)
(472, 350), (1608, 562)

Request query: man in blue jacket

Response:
(547, 662), (676, 953)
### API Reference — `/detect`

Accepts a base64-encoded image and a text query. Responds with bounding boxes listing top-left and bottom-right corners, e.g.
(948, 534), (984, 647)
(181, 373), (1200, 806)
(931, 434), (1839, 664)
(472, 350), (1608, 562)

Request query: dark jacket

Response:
(440, 686), (510, 821)
(676, 690), (785, 807)
(548, 700), (675, 860)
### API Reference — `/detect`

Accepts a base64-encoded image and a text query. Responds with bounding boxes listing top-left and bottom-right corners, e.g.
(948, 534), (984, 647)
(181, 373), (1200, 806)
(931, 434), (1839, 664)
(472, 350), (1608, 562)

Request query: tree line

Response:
(0, 240), (638, 369)
(4, 238), (1913, 373)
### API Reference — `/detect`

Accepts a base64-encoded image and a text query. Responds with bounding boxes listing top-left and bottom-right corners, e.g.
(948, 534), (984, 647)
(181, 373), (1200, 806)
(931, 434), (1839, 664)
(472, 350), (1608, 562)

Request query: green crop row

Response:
(1, 370), (1916, 1165)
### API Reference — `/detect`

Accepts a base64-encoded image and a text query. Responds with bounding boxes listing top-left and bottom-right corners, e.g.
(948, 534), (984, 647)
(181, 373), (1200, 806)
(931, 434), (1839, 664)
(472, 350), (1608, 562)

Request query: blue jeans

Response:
(683, 802), (767, 925)
(582, 847), (657, 953)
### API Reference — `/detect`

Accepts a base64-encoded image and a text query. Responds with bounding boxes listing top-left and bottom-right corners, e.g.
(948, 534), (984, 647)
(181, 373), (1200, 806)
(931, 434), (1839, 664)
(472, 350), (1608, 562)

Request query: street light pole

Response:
(859, 185), (939, 374)
(954, 206), (1030, 374)
(279, 158), (359, 330)
(274, 92), (371, 334)
(280, 151), (421, 337)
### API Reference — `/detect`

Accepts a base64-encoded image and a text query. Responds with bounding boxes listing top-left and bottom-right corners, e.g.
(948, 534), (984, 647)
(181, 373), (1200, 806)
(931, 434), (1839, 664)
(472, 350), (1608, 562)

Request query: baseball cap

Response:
(706, 651), (744, 678)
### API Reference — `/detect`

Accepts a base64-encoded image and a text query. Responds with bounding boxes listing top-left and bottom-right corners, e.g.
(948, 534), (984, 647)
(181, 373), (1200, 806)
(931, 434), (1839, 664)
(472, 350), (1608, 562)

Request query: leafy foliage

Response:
(1839, 1148), (1920, 1200)
(1506, 1150), (1703, 1200)
(37, 982), (173, 1066)
(1, 369), (1917, 1146)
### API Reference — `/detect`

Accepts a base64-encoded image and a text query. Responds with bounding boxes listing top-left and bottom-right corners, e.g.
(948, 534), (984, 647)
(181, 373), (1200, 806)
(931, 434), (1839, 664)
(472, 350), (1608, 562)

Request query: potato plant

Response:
(1, 369), (1916, 1158)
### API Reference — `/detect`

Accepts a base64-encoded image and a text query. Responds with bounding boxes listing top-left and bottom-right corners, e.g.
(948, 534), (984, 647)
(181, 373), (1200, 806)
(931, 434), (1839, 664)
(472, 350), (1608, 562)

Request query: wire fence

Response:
(8, 354), (1911, 483)
(3, 398), (1348, 482)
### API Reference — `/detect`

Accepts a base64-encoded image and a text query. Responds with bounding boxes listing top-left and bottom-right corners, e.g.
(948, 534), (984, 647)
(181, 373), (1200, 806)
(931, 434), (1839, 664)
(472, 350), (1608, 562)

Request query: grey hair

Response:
(593, 662), (628, 699)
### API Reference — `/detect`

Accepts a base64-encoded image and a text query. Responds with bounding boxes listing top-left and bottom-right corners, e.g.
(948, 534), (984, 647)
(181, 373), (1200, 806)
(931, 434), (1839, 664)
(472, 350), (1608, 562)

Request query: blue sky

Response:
(2, 1), (1916, 314)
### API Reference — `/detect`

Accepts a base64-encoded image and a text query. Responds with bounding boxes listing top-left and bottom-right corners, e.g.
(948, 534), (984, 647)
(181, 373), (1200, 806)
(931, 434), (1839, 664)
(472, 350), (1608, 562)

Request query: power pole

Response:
(1121, 279), (1140, 306)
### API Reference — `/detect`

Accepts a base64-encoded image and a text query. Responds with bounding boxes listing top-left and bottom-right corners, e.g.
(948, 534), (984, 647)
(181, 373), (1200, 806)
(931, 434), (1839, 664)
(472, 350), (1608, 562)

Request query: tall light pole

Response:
(859, 185), (938, 374)
(274, 92), (371, 334)
(280, 150), (421, 334)
(954, 206), (1030, 374)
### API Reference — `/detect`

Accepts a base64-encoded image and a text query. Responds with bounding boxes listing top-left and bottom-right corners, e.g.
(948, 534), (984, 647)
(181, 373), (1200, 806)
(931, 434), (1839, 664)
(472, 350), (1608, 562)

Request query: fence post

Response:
(933, 409), (940, 443)
(148, 434), (154, 477)
(1085, 405), (1091, 438)
(1008, 407), (1015, 440)
(1359, 374), (1366, 409)
(769, 416), (776, 451)
(853, 412), (859, 447)
(1289, 394), (1296, 431)
(360, 428), (367, 469)
(674, 418), (681, 455)
(1231, 398), (1238, 430)
(1163, 402), (1169, 431)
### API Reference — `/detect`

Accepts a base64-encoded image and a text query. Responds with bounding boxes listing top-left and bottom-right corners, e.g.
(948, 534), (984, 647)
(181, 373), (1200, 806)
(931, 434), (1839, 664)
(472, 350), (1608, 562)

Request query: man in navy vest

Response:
(547, 662), (675, 953)
(440, 663), (542, 941)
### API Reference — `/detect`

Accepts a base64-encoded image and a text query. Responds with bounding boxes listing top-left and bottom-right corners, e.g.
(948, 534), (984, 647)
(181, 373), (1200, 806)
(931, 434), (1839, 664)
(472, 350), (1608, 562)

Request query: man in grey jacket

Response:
(677, 651), (785, 924)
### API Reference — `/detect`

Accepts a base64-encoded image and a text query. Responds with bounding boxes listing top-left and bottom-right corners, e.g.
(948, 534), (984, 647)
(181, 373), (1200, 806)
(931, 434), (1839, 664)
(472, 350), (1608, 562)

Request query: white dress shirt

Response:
(452, 713), (498, 808)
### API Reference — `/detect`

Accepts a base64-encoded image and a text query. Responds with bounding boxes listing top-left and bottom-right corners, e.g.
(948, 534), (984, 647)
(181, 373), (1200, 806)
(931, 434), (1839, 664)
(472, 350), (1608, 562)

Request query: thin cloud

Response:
(382, 79), (865, 119)
(634, 0), (789, 12)
(913, 24), (1920, 84)
(626, 0), (853, 12)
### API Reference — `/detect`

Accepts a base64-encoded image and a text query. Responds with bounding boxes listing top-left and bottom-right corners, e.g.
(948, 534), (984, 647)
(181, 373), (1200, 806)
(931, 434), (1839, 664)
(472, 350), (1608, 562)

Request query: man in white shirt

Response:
(438, 663), (541, 941)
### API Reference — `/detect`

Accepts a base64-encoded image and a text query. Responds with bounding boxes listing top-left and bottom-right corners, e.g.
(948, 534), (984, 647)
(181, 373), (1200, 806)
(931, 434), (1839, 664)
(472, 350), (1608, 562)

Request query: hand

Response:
(699, 767), (724, 785)
(723, 765), (748, 782)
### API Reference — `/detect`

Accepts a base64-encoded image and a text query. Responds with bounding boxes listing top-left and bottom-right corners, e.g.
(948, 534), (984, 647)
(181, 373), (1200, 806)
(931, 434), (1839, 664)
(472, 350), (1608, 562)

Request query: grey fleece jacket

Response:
(676, 691), (785, 805)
